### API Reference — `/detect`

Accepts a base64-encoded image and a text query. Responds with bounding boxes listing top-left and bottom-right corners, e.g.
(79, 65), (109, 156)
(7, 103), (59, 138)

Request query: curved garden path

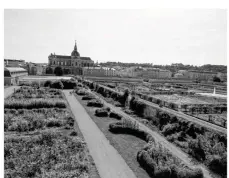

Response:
(63, 90), (137, 178)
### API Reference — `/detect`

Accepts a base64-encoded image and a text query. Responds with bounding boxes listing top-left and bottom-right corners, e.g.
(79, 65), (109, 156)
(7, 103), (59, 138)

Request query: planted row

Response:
(109, 118), (203, 178)
(5, 131), (89, 178)
(4, 108), (74, 132)
(5, 98), (66, 109)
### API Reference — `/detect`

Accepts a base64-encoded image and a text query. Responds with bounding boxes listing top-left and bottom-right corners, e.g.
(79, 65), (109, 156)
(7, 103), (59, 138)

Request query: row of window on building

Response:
(50, 61), (92, 67)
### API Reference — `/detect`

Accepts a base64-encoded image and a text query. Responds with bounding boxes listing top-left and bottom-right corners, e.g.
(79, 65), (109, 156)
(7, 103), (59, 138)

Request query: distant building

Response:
(4, 67), (28, 85)
(4, 59), (25, 67)
(118, 67), (172, 79)
(83, 66), (118, 77)
(27, 63), (47, 75)
(174, 73), (185, 79)
(48, 41), (94, 75)
(188, 70), (217, 81)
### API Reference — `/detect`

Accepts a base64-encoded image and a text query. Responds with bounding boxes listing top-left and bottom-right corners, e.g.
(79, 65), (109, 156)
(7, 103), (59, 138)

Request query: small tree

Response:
(213, 76), (221, 82)
(50, 80), (64, 89)
(46, 67), (53, 74)
(54, 67), (63, 76)
(44, 80), (52, 87)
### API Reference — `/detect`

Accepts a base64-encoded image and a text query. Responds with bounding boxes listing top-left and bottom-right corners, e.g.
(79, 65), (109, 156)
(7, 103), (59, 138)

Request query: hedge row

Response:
(44, 79), (77, 89)
(5, 99), (66, 109)
(108, 118), (203, 178)
(109, 120), (154, 143)
(87, 99), (103, 108)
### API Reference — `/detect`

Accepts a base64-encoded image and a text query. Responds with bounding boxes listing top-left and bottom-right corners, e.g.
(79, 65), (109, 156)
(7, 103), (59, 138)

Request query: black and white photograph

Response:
(3, 7), (227, 178)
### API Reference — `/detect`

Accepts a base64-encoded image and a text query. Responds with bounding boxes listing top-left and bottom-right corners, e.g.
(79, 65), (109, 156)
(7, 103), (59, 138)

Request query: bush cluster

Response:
(82, 94), (95, 100)
(109, 112), (122, 120)
(4, 131), (89, 178)
(44, 79), (77, 89)
(95, 108), (109, 117)
(87, 99), (103, 108)
(4, 108), (74, 132)
(109, 119), (154, 142)
(137, 142), (204, 178)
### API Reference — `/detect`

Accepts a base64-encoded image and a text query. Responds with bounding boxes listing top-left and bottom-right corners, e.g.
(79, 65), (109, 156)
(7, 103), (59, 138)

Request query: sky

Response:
(4, 9), (227, 66)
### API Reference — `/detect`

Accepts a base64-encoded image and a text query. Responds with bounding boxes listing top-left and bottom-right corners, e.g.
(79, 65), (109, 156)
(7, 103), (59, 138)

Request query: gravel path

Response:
(90, 91), (214, 178)
(63, 90), (137, 178)
(4, 86), (20, 99)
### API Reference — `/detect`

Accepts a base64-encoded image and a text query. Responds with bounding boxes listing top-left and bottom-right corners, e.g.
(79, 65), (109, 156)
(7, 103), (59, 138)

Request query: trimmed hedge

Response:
(109, 112), (122, 120)
(87, 100), (103, 108)
(82, 95), (95, 100)
(109, 122), (154, 142)
(95, 108), (109, 117)
(137, 143), (204, 178)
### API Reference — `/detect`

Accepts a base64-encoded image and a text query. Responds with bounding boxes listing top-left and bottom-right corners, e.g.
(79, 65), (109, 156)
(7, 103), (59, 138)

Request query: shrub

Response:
(54, 66), (63, 76)
(162, 123), (179, 137)
(50, 80), (64, 89)
(82, 95), (94, 100)
(44, 80), (52, 87)
(157, 111), (171, 130)
(87, 100), (103, 108)
(70, 131), (78, 136)
(66, 116), (75, 127)
(188, 138), (206, 161)
(95, 108), (109, 117)
(60, 79), (77, 89)
(129, 98), (147, 116)
(109, 121), (154, 142)
(208, 154), (227, 175)
(109, 112), (122, 120)
(46, 118), (63, 127)
(5, 99), (66, 109)
(137, 150), (156, 177)
(177, 168), (203, 178)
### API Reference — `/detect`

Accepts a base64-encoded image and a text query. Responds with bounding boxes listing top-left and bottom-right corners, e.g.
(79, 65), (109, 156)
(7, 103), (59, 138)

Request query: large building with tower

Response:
(47, 41), (94, 75)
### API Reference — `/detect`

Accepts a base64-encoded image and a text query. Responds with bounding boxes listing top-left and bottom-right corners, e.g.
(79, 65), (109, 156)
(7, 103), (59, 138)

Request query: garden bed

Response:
(4, 87), (99, 178)
(82, 80), (227, 178)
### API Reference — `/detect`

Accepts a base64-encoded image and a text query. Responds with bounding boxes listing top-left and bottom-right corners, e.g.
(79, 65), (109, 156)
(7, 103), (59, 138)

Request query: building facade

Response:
(83, 66), (118, 77)
(48, 42), (94, 75)
(4, 67), (28, 85)
(188, 70), (217, 81)
(4, 59), (25, 67)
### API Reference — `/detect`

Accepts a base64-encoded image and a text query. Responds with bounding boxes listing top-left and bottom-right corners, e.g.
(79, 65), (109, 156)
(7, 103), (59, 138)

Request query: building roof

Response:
(4, 59), (25, 62)
(5, 67), (27, 73)
(50, 55), (92, 61)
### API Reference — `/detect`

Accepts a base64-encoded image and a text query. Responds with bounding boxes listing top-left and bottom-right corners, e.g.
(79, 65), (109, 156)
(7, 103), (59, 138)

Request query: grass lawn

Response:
(74, 93), (150, 178)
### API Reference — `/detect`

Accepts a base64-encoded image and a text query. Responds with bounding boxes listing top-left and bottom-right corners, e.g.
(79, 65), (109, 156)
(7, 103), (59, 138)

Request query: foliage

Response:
(44, 80), (52, 87)
(109, 118), (154, 142)
(50, 80), (64, 89)
(5, 98), (66, 110)
(59, 79), (77, 89)
(11, 87), (62, 99)
(208, 153), (227, 176)
(4, 131), (89, 178)
(4, 108), (73, 132)
(137, 141), (204, 178)
(87, 100), (103, 108)
(54, 66), (63, 76)
(45, 67), (53, 74)
(109, 111), (122, 120)
(95, 108), (109, 117)
(213, 76), (221, 82)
